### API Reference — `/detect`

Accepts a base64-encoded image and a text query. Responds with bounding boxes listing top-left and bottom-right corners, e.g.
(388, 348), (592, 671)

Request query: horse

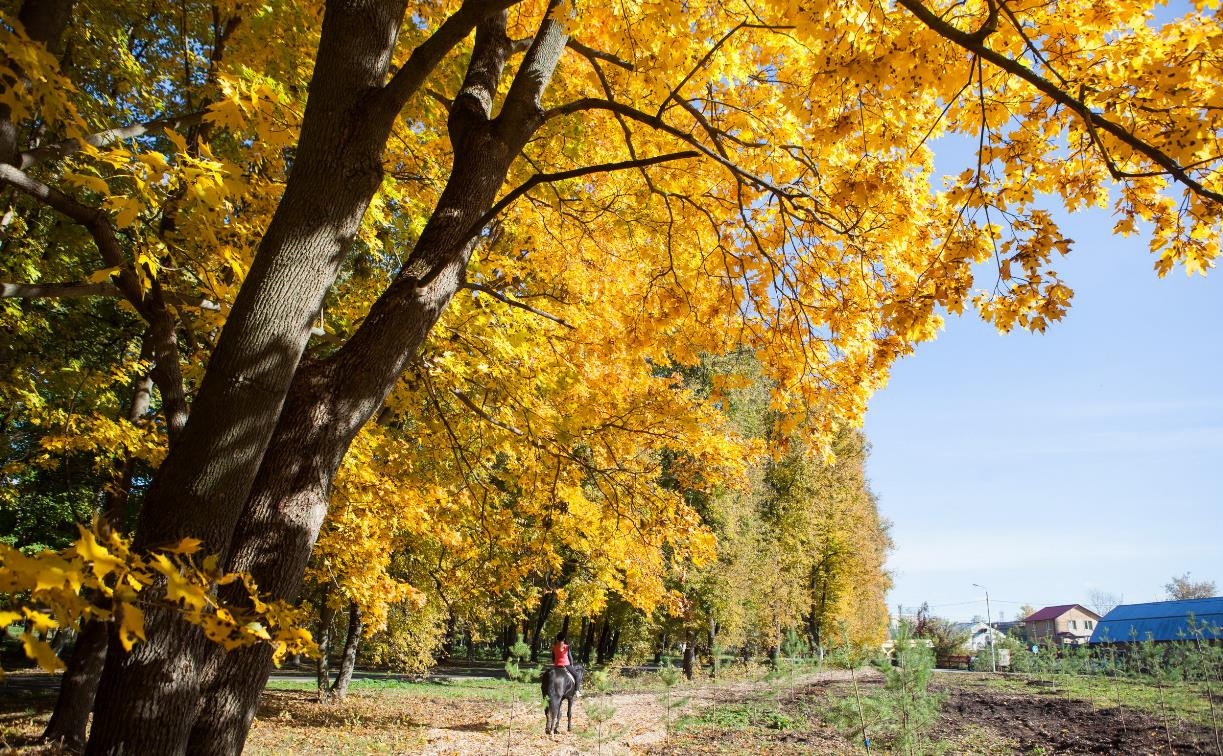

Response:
(541, 664), (583, 734)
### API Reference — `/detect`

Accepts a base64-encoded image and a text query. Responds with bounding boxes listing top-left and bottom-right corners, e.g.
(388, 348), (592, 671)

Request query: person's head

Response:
(555, 632), (567, 644)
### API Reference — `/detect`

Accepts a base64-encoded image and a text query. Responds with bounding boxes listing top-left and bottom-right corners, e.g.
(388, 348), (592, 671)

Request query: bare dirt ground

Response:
(654, 674), (1221, 755)
(245, 673), (858, 755)
(939, 682), (1219, 754)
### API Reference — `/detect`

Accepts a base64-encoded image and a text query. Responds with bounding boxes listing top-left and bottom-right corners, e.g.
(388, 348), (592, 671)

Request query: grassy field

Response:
(980, 671), (1223, 729)
(2, 668), (1219, 753)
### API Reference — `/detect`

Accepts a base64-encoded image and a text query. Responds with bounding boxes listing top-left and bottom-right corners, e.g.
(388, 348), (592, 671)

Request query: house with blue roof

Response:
(1089, 597), (1223, 644)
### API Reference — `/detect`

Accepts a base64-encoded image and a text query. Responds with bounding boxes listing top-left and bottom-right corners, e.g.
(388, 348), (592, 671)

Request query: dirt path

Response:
(415, 677), (814, 755)
(243, 671), (865, 755)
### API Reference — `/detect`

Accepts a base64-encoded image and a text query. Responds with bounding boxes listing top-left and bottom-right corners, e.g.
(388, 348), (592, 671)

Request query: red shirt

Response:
(551, 641), (570, 667)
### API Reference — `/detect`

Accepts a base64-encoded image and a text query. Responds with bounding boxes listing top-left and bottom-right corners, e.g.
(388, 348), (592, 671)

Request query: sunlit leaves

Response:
(0, 522), (317, 673)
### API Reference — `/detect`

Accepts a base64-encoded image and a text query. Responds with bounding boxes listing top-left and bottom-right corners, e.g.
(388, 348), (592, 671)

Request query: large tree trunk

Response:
(529, 591), (558, 662)
(581, 617), (597, 664)
(682, 634), (695, 680)
(84, 1), (423, 750)
(174, 12), (567, 754)
(329, 603), (363, 701)
(315, 597), (336, 702)
(41, 620), (108, 751)
(596, 617), (611, 665)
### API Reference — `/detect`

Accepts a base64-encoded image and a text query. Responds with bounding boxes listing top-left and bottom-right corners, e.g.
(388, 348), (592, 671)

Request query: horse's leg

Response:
(550, 697), (562, 735)
(566, 694), (573, 732)
(545, 697), (554, 734)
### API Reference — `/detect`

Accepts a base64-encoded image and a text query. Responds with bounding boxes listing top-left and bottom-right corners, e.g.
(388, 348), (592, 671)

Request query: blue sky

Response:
(865, 164), (1223, 624)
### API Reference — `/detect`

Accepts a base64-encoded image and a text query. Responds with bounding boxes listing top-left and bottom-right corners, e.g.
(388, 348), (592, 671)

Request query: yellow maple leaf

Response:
(21, 632), (65, 673)
(162, 537), (203, 555)
(75, 525), (124, 579)
(149, 553), (207, 611)
(21, 608), (58, 632)
(118, 603), (146, 651)
(86, 266), (121, 284)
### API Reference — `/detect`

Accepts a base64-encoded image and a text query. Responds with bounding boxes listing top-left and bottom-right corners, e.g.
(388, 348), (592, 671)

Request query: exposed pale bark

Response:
(329, 603), (363, 701)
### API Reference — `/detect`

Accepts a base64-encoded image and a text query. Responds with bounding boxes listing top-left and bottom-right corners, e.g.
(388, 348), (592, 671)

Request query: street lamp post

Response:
(973, 583), (997, 673)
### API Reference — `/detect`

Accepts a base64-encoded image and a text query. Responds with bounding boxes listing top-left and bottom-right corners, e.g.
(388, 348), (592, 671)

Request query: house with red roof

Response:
(1023, 604), (1101, 645)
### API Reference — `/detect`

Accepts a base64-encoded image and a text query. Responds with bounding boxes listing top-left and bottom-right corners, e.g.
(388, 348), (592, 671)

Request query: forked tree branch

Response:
(19, 111), (209, 169)
(0, 278), (224, 310)
(462, 149), (700, 241)
(566, 38), (634, 70)
(377, 0), (525, 119)
(463, 281), (574, 328)
(896, 0), (1223, 205)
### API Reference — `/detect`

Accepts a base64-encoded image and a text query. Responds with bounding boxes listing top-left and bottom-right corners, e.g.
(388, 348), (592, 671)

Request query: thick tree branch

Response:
(462, 150), (700, 241)
(497, 0), (570, 141)
(463, 281), (574, 328)
(1, 280), (117, 299)
(566, 39), (634, 70)
(544, 99), (794, 199)
(0, 163), (190, 439)
(0, 164), (145, 306)
(378, 0), (524, 119)
(0, 278), (223, 310)
(896, 0), (1223, 205)
(448, 11), (514, 143)
(19, 111), (209, 169)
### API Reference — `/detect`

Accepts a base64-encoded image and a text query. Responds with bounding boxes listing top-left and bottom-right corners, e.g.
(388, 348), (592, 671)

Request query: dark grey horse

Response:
(541, 664), (583, 734)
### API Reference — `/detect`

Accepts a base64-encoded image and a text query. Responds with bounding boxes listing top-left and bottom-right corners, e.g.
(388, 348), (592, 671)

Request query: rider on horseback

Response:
(551, 632), (580, 695)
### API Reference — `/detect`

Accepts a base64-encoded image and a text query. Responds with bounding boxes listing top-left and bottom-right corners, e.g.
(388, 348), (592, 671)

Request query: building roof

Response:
(1089, 597), (1223, 644)
(1025, 604), (1099, 622)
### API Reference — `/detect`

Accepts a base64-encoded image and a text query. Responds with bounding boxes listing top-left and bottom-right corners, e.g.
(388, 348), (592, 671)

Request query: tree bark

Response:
(0, 0), (75, 166)
(42, 620), (107, 751)
(172, 9), (568, 754)
(329, 603), (362, 701)
(581, 617), (597, 664)
(682, 635), (695, 680)
(529, 591), (557, 662)
(84, 0), (502, 750)
(596, 617), (611, 665)
(315, 597), (335, 703)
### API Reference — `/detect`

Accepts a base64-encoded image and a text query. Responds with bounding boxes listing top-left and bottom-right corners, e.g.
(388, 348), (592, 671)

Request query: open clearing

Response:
(2, 669), (1218, 753)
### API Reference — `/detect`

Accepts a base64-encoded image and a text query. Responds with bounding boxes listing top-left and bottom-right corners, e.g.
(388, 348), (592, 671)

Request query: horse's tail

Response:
(540, 668), (550, 699)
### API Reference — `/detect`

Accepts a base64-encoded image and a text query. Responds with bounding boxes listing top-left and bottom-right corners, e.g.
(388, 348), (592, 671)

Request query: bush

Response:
(970, 635), (1034, 673)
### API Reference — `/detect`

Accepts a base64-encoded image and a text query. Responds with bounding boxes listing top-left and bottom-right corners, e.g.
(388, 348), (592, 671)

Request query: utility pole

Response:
(973, 583), (997, 673)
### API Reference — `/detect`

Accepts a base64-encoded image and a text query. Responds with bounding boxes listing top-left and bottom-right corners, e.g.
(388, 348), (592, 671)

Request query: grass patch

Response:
(673, 699), (801, 734)
(265, 675), (539, 702)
